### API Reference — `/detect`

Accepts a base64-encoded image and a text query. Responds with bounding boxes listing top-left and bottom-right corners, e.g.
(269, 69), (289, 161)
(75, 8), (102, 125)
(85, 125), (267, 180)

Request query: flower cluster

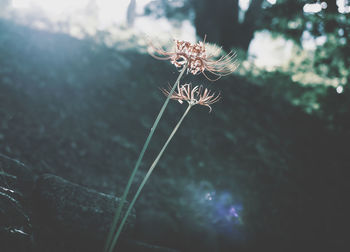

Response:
(171, 40), (207, 75)
(161, 83), (220, 112)
(150, 37), (237, 81)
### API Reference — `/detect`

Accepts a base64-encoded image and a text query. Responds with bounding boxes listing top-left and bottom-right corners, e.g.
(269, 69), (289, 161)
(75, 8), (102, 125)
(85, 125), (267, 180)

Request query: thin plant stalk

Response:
(108, 104), (193, 252)
(104, 64), (188, 252)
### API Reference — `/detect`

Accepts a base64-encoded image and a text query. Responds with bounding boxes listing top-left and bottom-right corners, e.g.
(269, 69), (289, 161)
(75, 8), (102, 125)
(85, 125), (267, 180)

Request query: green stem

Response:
(104, 64), (187, 252)
(109, 104), (192, 252)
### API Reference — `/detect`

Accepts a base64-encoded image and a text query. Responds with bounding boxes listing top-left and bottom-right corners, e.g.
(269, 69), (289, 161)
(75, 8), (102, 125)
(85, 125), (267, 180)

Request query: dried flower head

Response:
(161, 83), (221, 112)
(149, 36), (237, 81)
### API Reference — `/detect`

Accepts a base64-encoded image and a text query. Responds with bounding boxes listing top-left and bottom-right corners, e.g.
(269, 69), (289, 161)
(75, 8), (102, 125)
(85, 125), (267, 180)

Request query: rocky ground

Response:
(0, 19), (349, 251)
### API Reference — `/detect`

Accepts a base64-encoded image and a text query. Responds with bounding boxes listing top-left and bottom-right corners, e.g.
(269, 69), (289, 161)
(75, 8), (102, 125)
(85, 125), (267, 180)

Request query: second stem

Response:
(109, 104), (193, 251)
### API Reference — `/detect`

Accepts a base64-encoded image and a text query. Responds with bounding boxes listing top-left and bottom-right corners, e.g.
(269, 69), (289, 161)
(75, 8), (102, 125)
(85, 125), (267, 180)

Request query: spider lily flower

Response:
(149, 36), (237, 81)
(161, 83), (221, 112)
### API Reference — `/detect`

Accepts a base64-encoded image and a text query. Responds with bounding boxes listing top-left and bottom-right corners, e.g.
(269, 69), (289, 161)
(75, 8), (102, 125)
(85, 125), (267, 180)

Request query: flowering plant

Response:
(105, 37), (237, 252)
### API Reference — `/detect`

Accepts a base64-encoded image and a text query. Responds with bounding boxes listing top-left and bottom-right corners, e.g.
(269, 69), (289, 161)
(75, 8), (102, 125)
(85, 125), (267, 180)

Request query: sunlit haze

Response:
(3, 0), (346, 70)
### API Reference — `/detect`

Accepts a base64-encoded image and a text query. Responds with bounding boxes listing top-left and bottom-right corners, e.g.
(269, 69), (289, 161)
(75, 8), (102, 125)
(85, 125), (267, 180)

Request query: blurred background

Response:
(0, 0), (349, 251)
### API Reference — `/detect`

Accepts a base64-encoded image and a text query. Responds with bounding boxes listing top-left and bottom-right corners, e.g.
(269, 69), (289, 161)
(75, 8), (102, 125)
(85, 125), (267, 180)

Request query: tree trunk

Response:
(127, 0), (137, 27)
(192, 0), (263, 51)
